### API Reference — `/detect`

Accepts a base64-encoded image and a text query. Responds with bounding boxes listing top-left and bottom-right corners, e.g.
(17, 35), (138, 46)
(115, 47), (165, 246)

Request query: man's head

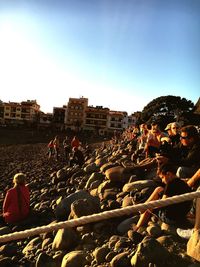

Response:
(165, 123), (172, 135)
(180, 125), (199, 147)
(151, 122), (160, 133)
(171, 122), (180, 135)
(157, 163), (177, 184)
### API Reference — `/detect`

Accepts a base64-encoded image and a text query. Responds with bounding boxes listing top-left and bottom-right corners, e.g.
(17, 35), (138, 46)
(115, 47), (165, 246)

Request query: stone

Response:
(61, 250), (88, 267)
(110, 251), (131, 267)
(36, 252), (57, 267)
(123, 180), (156, 192)
(52, 227), (79, 251)
(54, 190), (100, 220)
(85, 172), (104, 189)
(131, 236), (170, 267)
(146, 224), (162, 238)
(93, 246), (110, 264)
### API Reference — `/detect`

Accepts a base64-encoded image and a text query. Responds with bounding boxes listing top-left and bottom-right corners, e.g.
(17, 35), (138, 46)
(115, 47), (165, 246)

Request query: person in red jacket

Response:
(2, 173), (30, 224)
(71, 135), (80, 150)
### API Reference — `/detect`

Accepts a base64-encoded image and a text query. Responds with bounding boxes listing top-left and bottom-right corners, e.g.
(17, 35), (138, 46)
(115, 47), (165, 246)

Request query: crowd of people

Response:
(0, 120), (200, 261)
(47, 135), (86, 167)
(109, 121), (200, 261)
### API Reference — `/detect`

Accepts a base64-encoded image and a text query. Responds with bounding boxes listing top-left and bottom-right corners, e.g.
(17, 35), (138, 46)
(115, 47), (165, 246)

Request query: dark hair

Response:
(181, 125), (199, 139)
(157, 163), (177, 175)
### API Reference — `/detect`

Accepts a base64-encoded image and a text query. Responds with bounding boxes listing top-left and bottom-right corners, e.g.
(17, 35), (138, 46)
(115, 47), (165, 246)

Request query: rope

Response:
(0, 191), (199, 243)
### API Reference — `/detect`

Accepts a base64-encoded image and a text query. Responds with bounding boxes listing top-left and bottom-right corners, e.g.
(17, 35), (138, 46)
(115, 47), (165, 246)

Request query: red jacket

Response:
(71, 138), (80, 149)
(3, 185), (30, 224)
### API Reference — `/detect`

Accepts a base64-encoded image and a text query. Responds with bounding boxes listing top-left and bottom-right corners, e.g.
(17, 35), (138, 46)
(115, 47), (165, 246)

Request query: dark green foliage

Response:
(139, 95), (194, 130)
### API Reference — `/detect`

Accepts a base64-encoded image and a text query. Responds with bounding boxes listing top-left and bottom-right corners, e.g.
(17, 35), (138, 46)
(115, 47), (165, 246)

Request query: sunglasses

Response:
(180, 136), (190, 140)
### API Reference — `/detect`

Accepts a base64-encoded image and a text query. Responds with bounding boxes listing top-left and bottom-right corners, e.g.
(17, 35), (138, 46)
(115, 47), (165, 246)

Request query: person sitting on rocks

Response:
(165, 122), (172, 137)
(144, 122), (166, 158)
(157, 125), (200, 178)
(69, 147), (84, 167)
(0, 173), (30, 226)
(132, 163), (192, 231)
(169, 122), (181, 147)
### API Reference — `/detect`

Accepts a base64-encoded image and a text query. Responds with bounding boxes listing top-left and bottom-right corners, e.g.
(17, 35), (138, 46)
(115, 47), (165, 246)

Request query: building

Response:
(65, 97), (88, 131)
(108, 111), (128, 132)
(52, 107), (66, 130)
(0, 100), (40, 125)
(128, 111), (141, 127)
(39, 112), (53, 128)
(84, 106), (109, 135)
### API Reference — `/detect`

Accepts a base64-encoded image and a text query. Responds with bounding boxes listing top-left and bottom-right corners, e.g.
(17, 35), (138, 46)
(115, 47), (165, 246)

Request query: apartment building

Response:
(39, 112), (53, 128)
(108, 111), (128, 132)
(52, 107), (66, 130)
(84, 106), (109, 135)
(1, 100), (40, 125)
(128, 112), (140, 127)
(20, 100), (40, 120)
(65, 97), (88, 130)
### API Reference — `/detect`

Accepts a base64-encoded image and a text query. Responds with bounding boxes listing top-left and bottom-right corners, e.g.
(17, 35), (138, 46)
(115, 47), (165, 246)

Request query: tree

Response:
(140, 95), (194, 129)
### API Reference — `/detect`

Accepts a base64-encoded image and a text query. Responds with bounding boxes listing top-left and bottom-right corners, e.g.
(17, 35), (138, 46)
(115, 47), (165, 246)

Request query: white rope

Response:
(0, 191), (199, 243)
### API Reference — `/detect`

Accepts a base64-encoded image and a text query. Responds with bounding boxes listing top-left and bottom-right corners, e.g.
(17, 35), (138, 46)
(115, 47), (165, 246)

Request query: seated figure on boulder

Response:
(69, 147), (84, 167)
(133, 163), (192, 231)
(157, 125), (200, 178)
(0, 173), (30, 226)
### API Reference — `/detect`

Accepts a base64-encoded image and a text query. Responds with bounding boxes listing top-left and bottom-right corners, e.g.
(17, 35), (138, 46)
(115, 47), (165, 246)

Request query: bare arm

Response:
(187, 169), (200, 188)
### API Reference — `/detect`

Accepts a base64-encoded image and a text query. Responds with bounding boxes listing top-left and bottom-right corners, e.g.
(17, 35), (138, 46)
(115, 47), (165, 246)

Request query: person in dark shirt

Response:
(157, 125), (200, 178)
(169, 122), (181, 147)
(63, 136), (71, 162)
(133, 163), (192, 230)
(69, 147), (84, 167)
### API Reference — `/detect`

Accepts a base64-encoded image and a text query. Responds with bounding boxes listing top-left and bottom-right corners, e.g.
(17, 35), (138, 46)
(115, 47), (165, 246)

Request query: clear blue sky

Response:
(0, 0), (199, 114)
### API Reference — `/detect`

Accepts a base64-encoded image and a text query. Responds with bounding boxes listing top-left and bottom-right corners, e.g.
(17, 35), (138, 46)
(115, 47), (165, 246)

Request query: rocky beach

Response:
(0, 137), (199, 267)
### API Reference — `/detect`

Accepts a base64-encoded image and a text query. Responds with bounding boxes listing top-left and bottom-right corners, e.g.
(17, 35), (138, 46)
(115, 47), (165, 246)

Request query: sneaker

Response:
(176, 228), (193, 239)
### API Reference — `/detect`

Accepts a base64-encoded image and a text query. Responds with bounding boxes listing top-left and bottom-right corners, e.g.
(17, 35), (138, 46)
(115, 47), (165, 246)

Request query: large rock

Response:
(85, 172), (104, 189)
(84, 163), (98, 173)
(131, 236), (170, 267)
(36, 252), (57, 267)
(61, 251), (88, 267)
(95, 157), (107, 167)
(54, 190), (100, 220)
(22, 237), (42, 255)
(110, 251), (131, 267)
(70, 198), (100, 219)
(97, 180), (121, 200)
(105, 166), (125, 182)
(123, 180), (156, 192)
(93, 246), (110, 265)
(187, 230), (200, 262)
(100, 162), (120, 173)
(52, 227), (79, 251)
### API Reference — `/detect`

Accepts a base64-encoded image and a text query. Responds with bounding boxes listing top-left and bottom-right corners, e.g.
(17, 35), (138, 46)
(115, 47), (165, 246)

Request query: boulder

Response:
(61, 251), (88, 267)
(54, 190), (100, 220)
(131, 236), (170, 267)
(52, 228), (79, 251)
(123, 180), (156, 192)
